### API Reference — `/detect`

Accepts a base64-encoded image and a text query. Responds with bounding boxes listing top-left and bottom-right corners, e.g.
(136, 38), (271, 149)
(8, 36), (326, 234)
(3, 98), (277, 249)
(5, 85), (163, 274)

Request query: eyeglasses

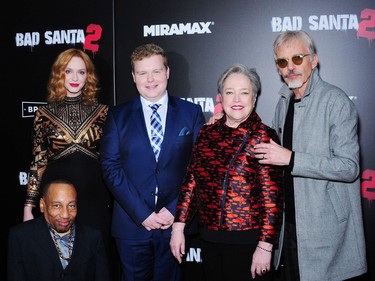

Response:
(275, 54), (310, 68)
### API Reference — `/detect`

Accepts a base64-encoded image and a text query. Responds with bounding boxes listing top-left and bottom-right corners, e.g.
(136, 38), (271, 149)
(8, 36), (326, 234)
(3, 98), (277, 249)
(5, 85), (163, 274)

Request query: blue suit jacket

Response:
(7, 216), (110, 281)
(100, 95), (205, 239)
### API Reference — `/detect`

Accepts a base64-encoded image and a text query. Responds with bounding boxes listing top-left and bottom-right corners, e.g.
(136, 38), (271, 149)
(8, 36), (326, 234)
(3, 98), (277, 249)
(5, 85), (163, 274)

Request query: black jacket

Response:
(7, 216), (110, 281)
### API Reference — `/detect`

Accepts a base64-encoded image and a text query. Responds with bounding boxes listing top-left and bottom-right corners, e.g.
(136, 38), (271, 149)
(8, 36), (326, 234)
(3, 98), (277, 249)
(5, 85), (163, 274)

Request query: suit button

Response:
(155, 168), (160, 174)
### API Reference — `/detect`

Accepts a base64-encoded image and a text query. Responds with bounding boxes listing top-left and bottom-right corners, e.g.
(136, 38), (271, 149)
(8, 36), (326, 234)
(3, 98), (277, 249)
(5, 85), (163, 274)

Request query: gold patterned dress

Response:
(25, 95), (112, 243)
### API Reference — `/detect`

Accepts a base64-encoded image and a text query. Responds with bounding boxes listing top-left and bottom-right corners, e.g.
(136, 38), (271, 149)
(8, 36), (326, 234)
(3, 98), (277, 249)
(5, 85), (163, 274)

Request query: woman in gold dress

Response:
(22, 48), (114, 266)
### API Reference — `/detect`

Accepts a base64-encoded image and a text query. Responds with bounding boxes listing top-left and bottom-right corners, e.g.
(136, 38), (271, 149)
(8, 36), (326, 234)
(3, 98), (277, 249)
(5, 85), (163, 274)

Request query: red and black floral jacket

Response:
(175, 111), (283, 244)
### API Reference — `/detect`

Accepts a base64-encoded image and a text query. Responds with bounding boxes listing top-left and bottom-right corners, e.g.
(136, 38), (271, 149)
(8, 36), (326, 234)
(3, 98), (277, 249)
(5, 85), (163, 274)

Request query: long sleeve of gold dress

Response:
(25, 95), (112, 241)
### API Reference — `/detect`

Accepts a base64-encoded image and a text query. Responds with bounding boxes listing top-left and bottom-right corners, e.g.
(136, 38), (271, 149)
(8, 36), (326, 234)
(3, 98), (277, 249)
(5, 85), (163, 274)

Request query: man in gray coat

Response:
(254, 30), (367, 281)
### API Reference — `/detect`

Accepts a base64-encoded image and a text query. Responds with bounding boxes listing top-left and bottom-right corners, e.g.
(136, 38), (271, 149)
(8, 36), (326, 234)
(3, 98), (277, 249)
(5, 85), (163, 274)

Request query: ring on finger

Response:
(262, 269), (267, 273)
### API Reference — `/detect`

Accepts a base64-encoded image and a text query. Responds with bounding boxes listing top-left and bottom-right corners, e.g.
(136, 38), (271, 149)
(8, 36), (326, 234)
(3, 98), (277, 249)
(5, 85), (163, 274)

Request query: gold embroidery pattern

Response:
(25, 96), (108, 207)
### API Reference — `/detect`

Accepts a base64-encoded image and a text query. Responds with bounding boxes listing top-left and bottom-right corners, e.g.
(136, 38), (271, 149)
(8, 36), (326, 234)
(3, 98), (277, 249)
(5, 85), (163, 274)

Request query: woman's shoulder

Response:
(96, 102), (109, 110)
(34, 103), (52, 117)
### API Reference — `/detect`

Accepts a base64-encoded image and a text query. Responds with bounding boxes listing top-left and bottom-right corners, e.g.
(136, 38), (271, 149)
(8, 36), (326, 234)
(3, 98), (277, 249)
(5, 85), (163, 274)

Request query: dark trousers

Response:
(274, 222), (300, 281)
(116, 230), (181, 281)
(201, 240), (273, 281)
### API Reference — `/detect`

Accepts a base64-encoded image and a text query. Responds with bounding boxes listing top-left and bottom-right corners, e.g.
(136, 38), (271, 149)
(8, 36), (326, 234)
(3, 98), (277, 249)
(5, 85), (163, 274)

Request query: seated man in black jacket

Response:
(7, 178), (110, 281)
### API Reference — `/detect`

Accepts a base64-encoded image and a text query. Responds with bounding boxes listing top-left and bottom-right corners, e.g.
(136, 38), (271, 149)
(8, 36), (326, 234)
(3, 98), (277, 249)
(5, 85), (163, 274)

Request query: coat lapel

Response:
(158, 97), (178, 162)
(34, 217), (64, 269)
(131, 98), (155, 156)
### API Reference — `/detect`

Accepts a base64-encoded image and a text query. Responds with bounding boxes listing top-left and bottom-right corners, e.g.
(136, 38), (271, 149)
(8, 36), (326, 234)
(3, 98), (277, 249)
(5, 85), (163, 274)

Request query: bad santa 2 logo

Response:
(15, 23), (103, 53)
(271, 8), (375, 42)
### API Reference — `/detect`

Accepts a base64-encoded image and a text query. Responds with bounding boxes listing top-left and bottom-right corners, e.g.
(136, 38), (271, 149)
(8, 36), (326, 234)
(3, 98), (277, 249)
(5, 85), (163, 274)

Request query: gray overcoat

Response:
(273, 68), (367, 281)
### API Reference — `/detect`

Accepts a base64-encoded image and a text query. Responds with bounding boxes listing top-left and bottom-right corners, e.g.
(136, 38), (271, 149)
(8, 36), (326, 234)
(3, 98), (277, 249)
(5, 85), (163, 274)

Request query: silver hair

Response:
(273, 30), (317, 59)
(217, 63), (260, 98)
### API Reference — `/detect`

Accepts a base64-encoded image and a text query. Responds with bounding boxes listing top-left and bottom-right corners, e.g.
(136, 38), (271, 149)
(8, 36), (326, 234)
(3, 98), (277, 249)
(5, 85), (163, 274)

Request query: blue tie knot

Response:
(150, 103), (161, 112)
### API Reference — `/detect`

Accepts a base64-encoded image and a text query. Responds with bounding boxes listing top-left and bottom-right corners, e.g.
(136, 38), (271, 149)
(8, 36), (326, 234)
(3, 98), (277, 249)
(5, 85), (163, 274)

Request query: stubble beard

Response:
(288, 79), (303, 89)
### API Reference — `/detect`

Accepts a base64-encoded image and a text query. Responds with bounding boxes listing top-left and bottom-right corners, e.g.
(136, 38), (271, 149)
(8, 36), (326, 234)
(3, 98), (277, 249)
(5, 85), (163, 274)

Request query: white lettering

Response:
(15, 32), (40, 47)
(271, 16), (302, 32)
(144, 22), (213, 37)
(44, 29), (85, 45)
(19, 172), (29, 185)
(27, 106), (38, 113)
(181, 97), (214, 113)
(308, 14), (358, 31)
(186, 248), (202, 263)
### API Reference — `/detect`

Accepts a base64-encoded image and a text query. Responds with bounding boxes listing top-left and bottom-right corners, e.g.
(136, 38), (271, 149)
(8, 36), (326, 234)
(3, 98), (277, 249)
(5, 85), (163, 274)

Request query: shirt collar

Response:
(140, 91), (168, 110)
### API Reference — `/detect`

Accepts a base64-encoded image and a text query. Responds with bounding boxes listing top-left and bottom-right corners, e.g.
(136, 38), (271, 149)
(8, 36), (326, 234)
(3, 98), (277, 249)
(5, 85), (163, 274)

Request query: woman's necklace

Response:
(49, 225), (74, 262)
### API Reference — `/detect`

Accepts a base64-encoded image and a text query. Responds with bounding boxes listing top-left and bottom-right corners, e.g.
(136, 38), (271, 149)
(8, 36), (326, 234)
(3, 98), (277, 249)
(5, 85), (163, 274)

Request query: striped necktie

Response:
(149, 104), (163, 160)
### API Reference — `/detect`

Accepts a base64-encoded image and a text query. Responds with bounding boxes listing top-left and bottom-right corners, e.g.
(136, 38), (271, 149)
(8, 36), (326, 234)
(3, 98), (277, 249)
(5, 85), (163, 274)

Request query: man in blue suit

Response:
(100, 43), (205, 281)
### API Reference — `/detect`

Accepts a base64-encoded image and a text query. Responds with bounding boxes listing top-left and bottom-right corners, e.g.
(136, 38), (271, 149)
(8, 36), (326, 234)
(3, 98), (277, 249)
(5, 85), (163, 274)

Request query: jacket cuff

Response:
(286, 151), (295, 172)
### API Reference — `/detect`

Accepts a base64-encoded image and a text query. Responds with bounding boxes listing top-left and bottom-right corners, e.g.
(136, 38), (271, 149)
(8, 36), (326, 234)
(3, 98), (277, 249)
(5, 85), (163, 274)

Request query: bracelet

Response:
(24, 203), (36, 208)
(257, 245), (272, 253)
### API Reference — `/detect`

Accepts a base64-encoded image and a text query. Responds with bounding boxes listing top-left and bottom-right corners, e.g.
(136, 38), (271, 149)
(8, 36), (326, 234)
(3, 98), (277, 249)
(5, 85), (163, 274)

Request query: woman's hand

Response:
(23, 206), (34, 222)
(250, 241), (273, 279)
(206, 111), (224, 125)
(169, 222), (186, 263)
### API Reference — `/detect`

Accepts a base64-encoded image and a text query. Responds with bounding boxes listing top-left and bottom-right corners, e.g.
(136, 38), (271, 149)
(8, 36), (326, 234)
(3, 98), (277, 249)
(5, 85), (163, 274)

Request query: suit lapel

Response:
(158, 97), (178, 162)
(68, 223), (81, 267)
(132, 99), (150, 139)
(130, 96), (180, 162)
(131, 98), (155, 156)
(34, 217), (64, 269)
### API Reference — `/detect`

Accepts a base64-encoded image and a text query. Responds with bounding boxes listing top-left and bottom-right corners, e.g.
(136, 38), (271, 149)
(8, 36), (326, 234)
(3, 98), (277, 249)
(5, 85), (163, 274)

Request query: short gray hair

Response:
(273, 30), (316, 59)
(217, 63), (261, 98)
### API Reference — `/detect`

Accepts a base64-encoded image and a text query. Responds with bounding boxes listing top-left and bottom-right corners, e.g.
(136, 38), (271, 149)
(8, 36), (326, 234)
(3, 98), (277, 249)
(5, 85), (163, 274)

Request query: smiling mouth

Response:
(231, 105), (244, 109)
